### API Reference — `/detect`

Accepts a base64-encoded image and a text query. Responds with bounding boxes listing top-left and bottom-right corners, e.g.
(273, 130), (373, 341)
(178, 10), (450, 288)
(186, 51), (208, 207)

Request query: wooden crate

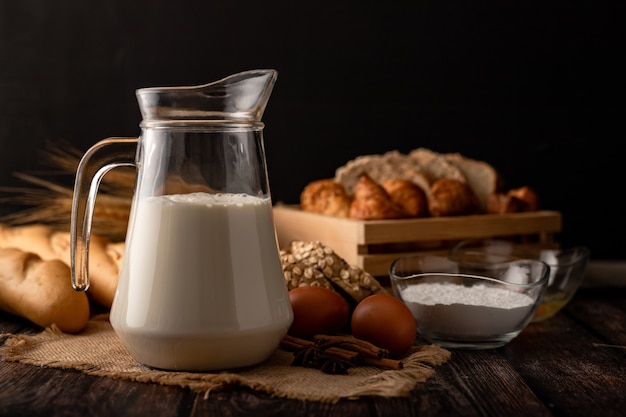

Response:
(273, 205), (562, 278)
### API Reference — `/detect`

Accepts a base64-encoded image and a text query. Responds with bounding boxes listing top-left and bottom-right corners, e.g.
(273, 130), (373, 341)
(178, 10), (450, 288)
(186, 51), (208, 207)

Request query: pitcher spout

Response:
(136, 69), (278, 125)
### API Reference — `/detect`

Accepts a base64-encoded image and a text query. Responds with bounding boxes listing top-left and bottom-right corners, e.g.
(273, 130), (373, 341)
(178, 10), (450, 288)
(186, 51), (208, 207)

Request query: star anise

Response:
(318, 354), (350, 375)
(281, 334), (404, 374)
(290, 342), (352, 374)
(291, 344), (321, 368)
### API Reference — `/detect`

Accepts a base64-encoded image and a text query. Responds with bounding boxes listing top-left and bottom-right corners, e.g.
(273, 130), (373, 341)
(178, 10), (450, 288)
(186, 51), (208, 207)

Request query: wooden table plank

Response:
(411, 349), (552, 417)
(192, 389), (378, 417)
(0, 361), (193, 417)
(564, 287), (626, 347)
(502, 308), (626, 417)
(0, 312), (35, 336)
(1, 286), (624, 417)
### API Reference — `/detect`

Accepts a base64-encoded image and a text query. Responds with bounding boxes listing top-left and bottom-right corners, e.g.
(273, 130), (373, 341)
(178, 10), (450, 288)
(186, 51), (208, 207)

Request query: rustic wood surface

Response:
(1, 277), (625, 416)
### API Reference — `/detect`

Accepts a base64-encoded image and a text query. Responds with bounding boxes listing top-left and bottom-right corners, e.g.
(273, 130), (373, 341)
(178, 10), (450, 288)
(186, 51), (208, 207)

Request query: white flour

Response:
(400, 282), (537, 339)
(402, 282), (534, 309)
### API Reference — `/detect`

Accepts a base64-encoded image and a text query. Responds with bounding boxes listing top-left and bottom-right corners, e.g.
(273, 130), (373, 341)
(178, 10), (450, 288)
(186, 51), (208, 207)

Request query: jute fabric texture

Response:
(1, 314), (451, 403)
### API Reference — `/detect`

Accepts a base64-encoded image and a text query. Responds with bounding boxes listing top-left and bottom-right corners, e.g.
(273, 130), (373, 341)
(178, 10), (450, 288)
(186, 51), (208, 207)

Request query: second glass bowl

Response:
(450, 239), (590, 321)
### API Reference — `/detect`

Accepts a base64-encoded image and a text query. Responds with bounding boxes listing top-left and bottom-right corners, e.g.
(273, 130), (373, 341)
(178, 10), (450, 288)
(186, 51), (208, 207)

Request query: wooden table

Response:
(1, 262), (625, 417)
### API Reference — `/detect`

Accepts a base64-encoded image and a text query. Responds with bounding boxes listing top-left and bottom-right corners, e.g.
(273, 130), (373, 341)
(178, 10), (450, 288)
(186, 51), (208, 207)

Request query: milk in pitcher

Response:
(110, 192), (292, 371)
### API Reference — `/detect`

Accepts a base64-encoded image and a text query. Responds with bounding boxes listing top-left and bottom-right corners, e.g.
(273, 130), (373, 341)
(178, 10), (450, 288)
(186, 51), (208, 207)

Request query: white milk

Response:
(110, 192), (293, 371)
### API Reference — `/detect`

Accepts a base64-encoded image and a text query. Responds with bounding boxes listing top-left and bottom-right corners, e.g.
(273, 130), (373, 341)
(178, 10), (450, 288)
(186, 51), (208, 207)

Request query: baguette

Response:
(50, 232), (119, 308)
(0, 223), (120, 308)
(0, 247), (89, 333)
(0, 223), (58, 260)
(106, 241), (126, 272)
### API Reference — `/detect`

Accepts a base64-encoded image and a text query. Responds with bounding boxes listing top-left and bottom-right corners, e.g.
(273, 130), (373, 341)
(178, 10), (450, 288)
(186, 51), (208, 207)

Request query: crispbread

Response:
(280, 248), (335, 290)
(280, 241), (388, 303)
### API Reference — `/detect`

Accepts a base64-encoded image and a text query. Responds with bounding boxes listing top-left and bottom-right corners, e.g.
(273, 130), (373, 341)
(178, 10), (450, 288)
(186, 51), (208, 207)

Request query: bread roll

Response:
(508, 186), (539, 211)
(444, 152), (503, 212)
(300, 179), (351, 217)
(0, 223), (120, 308)
(487, 193), (524, 214)
(0, 247), (89, 333)
(381, 178), (429, 218)
(349, 174), (406, 220)
(428, 178), (480, 217)
(487, 186), (539, 214)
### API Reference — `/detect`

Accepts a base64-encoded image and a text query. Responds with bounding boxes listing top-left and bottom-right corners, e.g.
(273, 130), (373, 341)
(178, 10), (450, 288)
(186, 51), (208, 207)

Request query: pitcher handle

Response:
(70, 137), (138, 292)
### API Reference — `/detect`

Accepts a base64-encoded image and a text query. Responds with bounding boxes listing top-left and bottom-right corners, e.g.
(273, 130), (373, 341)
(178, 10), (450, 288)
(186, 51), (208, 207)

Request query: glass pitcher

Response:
(70, 69), (293, 371)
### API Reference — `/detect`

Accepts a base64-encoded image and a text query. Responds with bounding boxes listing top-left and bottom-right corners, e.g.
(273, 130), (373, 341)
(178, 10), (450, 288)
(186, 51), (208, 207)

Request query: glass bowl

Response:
(450, 239), (590, 321)
(389, 254), (549, 349)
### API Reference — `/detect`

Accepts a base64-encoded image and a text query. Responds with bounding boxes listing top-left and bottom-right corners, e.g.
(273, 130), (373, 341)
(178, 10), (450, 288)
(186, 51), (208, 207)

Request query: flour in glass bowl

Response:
(400, 282), (538, 339)
(404, 282), (533, 308)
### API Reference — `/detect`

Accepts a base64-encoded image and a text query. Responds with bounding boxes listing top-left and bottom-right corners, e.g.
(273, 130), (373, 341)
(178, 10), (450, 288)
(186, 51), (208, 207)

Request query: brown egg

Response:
(288, 286), (350, 339)
(351, 294), (417, 356)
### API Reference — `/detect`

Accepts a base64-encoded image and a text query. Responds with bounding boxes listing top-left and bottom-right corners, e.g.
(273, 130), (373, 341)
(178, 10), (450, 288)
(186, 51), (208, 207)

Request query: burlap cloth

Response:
(0, 314), (451, 403)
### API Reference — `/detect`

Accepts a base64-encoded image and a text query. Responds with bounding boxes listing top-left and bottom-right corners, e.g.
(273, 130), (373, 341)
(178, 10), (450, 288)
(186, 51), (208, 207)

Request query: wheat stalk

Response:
(0, 142), (133, 241)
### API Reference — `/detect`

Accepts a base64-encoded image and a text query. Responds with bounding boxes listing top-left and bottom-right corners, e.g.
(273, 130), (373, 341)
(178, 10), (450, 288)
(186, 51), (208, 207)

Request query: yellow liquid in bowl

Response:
(533, 292), (570, 321)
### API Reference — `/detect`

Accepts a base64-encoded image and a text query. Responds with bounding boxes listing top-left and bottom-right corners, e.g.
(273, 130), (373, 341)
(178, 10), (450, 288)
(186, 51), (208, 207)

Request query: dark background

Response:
(1, 1), (624, 260)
